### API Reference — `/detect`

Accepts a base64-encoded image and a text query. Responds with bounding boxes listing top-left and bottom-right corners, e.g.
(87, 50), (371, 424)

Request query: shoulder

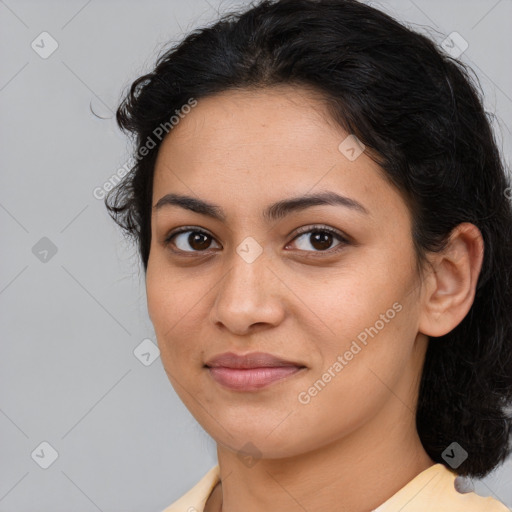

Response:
(159, 463), (510, 512)
(161, 465), (220, 512)
(374, 464), (510, 512)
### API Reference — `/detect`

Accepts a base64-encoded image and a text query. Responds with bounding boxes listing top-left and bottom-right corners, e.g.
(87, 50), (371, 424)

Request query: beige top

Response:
(162, 463), (510, 512)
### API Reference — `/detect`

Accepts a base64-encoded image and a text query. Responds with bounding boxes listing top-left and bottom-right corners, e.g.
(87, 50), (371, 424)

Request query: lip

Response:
(204, 351), (307, 391)
(205, 351), (304, 369)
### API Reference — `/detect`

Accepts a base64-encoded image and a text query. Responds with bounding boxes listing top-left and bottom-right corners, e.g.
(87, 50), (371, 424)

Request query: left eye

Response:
(288, 226), (348, 253)
(164, 225), (349, 254)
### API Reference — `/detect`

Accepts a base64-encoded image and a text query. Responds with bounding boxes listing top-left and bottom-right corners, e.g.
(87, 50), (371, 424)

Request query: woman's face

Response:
(146, 86), (428, 459)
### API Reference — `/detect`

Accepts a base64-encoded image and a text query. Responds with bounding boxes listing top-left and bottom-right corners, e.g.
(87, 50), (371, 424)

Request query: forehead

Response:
(158, 86), (336, 158)
(151, 86), (407, 227)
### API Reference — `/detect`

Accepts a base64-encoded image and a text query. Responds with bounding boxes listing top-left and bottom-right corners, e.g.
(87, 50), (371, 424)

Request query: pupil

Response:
(312, 232), (332, 250)
(190, 232), (210, 250)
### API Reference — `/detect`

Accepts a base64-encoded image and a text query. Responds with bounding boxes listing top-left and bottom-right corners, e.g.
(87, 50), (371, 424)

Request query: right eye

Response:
(164, 227), (221, 253)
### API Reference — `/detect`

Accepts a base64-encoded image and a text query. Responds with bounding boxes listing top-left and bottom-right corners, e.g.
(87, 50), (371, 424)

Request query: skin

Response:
(146, 86), (484, 512)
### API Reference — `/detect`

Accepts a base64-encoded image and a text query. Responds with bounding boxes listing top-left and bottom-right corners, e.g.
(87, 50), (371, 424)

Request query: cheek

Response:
(146, 265), (203, 364)
(146, 253), (199, 328)
(280, 314), (414, 447)
(288, 259), (417, 406)
(146, 273), (208, 411)
(287, 257), (409, 348)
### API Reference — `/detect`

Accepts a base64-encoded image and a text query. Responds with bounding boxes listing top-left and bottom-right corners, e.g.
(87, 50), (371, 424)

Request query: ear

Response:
(418, 222), (484, 338)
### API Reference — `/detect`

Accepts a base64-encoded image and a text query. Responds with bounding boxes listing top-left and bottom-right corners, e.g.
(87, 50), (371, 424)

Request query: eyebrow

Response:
(153, 190), (369, 223)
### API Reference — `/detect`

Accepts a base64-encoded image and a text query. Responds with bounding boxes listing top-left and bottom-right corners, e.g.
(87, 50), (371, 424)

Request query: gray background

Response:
(1, 0), (511, 510)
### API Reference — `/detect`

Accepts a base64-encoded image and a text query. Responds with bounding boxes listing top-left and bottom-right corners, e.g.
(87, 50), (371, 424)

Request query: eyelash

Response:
(163, 224), (350, 256)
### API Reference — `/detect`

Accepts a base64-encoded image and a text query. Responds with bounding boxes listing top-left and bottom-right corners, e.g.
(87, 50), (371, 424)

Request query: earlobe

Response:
(418, 222), (484, 338)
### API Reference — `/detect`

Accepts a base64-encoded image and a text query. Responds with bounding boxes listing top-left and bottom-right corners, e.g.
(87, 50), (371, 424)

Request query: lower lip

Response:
(206, 366), (305, 391)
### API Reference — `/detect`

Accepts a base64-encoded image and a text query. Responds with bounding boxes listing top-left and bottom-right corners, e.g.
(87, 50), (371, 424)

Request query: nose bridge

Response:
(221, 245), (269, 305)
(211, 241), (284, 331)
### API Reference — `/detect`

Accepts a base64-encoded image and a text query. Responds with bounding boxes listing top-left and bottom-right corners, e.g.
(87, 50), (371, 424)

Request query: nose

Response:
(209, 249), (286, 336)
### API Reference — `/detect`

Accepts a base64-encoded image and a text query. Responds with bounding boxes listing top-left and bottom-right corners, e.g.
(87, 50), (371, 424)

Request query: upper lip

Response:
(205, 351), (305, 369)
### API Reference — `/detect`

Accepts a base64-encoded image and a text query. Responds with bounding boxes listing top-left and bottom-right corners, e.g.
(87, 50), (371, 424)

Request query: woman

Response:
(105, 0), (512, 510)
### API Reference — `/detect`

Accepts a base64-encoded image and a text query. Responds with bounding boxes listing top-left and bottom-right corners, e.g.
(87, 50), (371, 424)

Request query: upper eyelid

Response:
(165, 224), (349, 247)
(166, 224), (345, 237)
